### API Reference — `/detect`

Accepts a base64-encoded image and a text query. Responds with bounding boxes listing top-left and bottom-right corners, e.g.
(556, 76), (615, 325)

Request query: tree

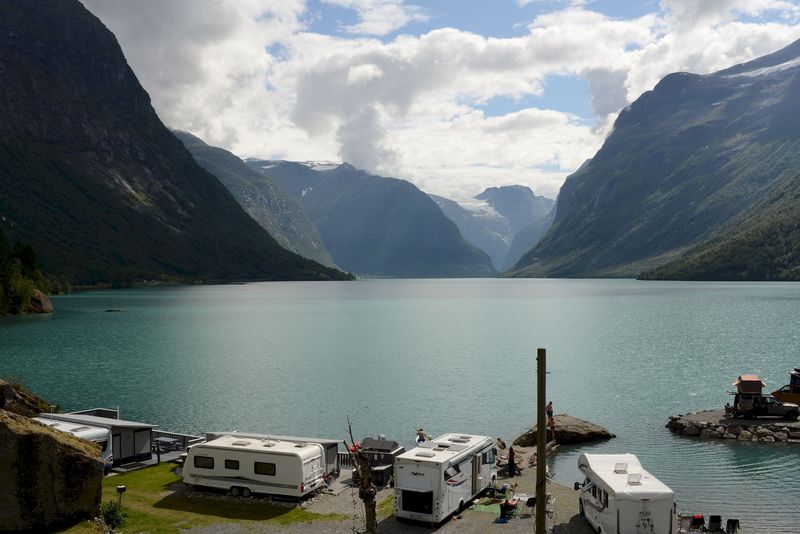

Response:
(345, 416), (378, 534)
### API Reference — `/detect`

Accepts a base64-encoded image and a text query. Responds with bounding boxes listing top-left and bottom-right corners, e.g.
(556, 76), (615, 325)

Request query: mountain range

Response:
(0, 0), (348, 284)
(431, 186), (554, 272)
(512, 39), (800, 280)
(247, 161), (496, 278)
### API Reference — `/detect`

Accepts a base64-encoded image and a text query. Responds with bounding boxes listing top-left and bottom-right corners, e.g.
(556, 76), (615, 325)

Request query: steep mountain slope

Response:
(641, 171), (800, 280)
(248, 161), (496, 277)
(0, 0), (348, 283)
(512, 39), (800, 278)
(505, 208), (556, 272)
(175, 131), (336, 268)
(431, 186), (554, 271)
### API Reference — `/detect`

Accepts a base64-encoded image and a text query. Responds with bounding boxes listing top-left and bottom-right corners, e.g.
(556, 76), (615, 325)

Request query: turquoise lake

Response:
(2, 279), (799, 532)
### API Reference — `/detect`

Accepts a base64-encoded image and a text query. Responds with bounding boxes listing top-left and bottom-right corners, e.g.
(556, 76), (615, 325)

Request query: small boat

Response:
(771, 368), (800, 405)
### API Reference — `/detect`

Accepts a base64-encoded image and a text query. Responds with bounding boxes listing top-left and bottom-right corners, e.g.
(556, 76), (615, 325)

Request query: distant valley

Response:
(246, 160), (496, 278)
(431, 186), (554, 272)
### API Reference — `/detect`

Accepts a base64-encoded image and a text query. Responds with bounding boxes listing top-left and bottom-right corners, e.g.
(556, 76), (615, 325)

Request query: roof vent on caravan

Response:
(627, 473), (642, 485)
(450, 437), (469, 444)
(294, 442), (307, 448)
(262, 440), (276, 447)
(232, 440), (251, 447)
(614, 463), (628, 474)
(416, 450), (436, 458)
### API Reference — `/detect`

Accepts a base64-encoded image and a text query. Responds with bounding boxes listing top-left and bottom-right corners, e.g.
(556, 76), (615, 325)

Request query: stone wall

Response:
(0, 410), (102, 531)
(666, 415), (800, 443)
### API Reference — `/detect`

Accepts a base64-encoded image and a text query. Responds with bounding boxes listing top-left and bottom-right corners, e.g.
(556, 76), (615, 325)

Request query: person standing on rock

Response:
(546, 401), (554, 423)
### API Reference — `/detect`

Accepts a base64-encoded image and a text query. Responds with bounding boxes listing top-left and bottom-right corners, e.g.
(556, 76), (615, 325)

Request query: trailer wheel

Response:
(241, 487), (252, 498)
(785, 410), (799, 421)
(229, 486), (240, 497)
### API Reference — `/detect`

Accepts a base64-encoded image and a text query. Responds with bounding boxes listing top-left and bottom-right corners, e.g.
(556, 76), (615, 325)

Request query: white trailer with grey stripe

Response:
(394, 433), (496, 523)
(183, 435), (326, 498)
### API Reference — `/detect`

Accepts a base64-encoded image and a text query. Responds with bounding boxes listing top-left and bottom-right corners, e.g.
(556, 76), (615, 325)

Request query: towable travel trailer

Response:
(394, 433), (496, 523)
(205, 431), (343, 478)
(33, 417), (114, 473)
(183, 435), (326, 498)
(574, 453), (677, 534)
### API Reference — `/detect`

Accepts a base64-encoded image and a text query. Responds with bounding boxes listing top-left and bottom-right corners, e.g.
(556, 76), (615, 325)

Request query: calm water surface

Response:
(3, 279), (800, 532)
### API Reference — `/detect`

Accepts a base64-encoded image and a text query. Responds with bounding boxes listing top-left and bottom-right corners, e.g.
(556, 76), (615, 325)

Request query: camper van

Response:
(394, 433), (496, 523)
(574, 454), (677, 534)
(34, 417), (114, 473)
(183, 435), (326, 498)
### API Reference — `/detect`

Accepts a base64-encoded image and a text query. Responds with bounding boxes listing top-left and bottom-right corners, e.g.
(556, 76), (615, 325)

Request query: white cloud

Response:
(321, 0), (428, 35)
(80, 0), (800, 201)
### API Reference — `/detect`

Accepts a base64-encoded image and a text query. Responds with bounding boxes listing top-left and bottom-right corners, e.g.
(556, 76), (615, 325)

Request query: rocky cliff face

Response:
(0, 0), (348, 283)
(0, 410), (102, 531)
(512, 39), (800, 278)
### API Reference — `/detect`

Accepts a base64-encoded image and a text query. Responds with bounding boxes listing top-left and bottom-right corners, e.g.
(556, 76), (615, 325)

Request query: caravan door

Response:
(471, 454), (481, 495)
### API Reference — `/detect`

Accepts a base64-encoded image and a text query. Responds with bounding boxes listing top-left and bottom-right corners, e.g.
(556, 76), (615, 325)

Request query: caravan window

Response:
(254, 462), (276, 476)
(483, 449), (496, 465)
(194, 456), (214, 469)
(443, 465), (460, 480)
(225, 459), (239, 470)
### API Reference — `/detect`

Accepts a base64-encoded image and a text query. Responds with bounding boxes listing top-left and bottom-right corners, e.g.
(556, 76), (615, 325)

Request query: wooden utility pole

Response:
(536, 348), (546, 534)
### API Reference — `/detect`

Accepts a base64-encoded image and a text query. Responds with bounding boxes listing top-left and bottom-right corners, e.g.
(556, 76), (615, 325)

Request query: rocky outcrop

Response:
(0, 410), (102, 531)
(0, 380), (55, 417)
(28, 289), (53, 314)
(514, 414), (615, 447)
(666, 411), (800, 444)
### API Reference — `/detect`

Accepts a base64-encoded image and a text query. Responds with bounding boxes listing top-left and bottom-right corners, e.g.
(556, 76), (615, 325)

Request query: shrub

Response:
(100, 501), (125, 531)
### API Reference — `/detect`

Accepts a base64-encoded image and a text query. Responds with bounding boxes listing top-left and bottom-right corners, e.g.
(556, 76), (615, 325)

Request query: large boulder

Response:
(0, 410), (102, 531)
(514, 414), (615, 447)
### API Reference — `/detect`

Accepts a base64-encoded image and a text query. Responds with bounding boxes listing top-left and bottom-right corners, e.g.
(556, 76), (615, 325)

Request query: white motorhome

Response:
(574, 453), (677, 534)
(182, 435), (326, 498)
(394, 433), (496, 523)
(33, 417), (114, 473)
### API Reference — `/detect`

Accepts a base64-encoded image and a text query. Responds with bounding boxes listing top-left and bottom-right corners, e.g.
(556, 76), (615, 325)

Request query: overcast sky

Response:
(82, 0), (800, 200)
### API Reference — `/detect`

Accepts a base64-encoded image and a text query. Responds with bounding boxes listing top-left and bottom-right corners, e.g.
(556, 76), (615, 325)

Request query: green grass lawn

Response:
(65, 463), (346, 533)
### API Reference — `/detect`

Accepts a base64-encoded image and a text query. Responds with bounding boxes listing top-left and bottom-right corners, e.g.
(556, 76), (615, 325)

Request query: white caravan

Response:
(394, 433), (496, 523)
(183, 435), (326, 498)
(574, 453), (677, 534)
(34, 416), (114, 473)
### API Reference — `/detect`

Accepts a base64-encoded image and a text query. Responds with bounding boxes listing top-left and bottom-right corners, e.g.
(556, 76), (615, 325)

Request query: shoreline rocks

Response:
(514, 414), (615, 447)
(666, 410), (800, 444)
